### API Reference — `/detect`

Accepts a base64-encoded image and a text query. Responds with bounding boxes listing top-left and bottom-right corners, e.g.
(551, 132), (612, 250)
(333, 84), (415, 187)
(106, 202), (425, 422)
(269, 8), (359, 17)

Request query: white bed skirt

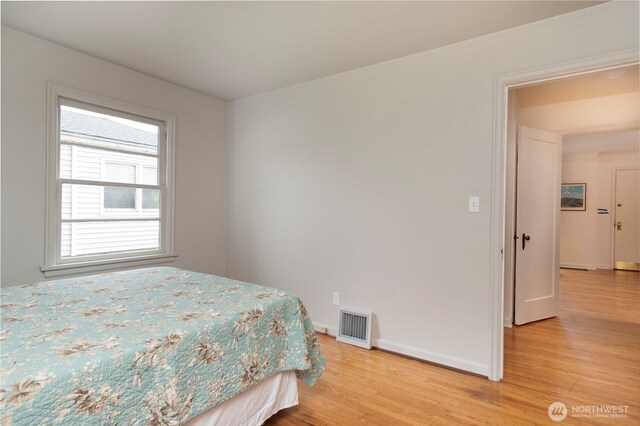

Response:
(184, 371), (299, 426)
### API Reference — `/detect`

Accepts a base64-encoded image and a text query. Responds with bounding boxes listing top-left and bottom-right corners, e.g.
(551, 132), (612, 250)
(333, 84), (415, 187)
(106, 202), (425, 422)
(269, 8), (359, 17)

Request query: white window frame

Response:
(42, 83), (177, 277)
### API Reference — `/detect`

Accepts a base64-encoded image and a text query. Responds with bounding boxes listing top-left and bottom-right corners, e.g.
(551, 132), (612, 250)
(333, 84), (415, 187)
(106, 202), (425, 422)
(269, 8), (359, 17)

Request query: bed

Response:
(0, 267), (325, 425)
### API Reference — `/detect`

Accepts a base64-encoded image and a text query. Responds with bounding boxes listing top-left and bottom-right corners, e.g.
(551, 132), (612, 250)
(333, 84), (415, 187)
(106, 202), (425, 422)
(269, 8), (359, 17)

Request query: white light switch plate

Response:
(469, 196), (480, 213)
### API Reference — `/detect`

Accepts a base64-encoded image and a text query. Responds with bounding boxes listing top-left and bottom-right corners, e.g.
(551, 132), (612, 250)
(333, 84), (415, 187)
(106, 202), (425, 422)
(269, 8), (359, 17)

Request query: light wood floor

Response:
(267, 269), (639, 425)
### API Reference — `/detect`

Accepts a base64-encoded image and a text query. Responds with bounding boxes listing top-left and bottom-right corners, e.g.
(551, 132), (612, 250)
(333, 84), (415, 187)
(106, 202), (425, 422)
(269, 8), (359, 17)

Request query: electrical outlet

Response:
(333, 292), (340, 306)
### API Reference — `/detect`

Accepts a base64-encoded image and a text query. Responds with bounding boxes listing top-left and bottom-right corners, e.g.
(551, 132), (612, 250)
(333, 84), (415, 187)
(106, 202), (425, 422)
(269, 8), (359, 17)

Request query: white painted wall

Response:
(1, 27), (227, 286)
(226, 2), (639, 375)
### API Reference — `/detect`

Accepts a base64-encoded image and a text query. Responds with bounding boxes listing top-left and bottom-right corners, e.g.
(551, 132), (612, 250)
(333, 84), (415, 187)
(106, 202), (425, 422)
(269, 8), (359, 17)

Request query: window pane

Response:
(60, 104), (158, 155)
(60, 220), (160, 258)
(60, 144), (72, 179)
(142, 166), (158, 185)
(104, 186), (136, 209)
(105, 162), (136, 184)
(61, 222), (72, 257)
(142, 189), (160, 210)
(61, 183), (101, 220)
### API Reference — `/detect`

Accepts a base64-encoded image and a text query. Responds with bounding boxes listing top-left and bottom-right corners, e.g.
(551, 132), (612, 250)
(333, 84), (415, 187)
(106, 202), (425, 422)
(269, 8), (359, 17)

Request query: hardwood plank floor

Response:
(266, 269), (639, 425)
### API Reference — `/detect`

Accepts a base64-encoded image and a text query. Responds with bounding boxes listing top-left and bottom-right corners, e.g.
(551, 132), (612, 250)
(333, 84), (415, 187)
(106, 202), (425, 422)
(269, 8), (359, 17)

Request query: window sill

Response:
(40, 253), (179, 278)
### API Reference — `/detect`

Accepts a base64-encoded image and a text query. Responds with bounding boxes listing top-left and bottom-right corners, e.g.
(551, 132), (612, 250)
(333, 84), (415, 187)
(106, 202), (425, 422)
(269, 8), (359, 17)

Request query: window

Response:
(43, 84), (176, 276)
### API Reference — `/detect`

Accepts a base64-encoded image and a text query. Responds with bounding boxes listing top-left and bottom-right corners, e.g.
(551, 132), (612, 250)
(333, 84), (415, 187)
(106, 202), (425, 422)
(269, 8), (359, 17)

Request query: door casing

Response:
(488, 48), (639, 382)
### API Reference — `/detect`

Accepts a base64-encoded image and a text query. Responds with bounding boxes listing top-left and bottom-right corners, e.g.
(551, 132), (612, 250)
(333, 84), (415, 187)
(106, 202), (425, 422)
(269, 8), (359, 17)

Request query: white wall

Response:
(226, 2), (639, 375)
(1, 27), (227, 286)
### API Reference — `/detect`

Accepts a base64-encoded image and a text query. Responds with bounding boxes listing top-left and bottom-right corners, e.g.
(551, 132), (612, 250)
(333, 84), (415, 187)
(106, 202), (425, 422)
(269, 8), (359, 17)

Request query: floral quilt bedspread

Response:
(0, 267), (325, 425)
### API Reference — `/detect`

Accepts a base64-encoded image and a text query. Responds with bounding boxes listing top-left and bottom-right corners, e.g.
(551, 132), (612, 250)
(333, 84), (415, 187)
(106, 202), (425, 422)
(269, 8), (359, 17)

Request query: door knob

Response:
(616, 222), (622, 231)
(522, 233), (531, 250)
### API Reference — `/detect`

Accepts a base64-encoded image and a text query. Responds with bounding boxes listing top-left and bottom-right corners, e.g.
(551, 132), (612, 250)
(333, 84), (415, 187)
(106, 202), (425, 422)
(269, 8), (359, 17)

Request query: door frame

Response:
(488, 48), (639, 381)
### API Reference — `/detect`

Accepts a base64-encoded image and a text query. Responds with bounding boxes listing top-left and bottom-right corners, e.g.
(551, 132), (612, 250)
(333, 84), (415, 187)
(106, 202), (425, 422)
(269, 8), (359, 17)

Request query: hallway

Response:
(503, 269), (639, 422)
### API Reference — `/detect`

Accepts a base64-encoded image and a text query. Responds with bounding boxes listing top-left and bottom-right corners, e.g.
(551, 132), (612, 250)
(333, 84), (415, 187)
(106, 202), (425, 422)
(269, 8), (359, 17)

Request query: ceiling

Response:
(564, 130), (640, 154)
(516, 65), (639, 108)
(2, 1), (605, 100)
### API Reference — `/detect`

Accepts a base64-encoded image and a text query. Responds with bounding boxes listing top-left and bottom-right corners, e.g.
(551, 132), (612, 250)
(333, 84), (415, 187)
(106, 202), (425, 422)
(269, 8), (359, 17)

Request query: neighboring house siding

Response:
(60, 143), (159, 258)
(62, 222), (159, 257)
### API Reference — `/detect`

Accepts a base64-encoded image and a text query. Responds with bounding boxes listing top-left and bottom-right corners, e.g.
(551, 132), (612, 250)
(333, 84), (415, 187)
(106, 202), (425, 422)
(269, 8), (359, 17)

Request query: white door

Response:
(614, 169), (640, 271)
(514, 127), (562, 325)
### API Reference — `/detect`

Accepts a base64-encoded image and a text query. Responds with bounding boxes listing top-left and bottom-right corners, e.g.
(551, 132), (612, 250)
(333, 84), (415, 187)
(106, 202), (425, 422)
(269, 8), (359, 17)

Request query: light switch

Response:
(469, 196), (480, 213)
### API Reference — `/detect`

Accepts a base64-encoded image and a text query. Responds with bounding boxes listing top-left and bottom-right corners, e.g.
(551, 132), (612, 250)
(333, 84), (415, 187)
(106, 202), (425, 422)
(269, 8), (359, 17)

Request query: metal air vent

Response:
(337, 308), (372, 349)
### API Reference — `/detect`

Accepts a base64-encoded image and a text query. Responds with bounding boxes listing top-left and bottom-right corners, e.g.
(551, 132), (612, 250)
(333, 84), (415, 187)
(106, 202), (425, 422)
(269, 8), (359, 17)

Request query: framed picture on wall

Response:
(561, 183), (586, 211)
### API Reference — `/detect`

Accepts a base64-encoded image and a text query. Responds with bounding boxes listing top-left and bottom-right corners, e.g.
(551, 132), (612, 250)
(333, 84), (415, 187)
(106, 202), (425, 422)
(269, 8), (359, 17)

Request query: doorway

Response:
(505, 65), (639, 327)
(487, 50), (639, 382)
(503, 66), (640, 375)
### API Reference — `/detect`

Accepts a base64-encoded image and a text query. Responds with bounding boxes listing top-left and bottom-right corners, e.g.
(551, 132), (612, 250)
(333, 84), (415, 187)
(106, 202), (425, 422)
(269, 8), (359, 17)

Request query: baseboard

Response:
(312, 322), (337, 337)
(373, 338), (489, 377)
(503, 317), (513, 328)
(313, 322), (488, 377)
(560, 263), (597, 270)
(595, 264), (612, 270)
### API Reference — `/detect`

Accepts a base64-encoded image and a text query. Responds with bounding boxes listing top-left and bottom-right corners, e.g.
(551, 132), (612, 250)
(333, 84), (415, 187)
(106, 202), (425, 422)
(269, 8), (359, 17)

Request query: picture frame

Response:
(561, 183), (586, 211)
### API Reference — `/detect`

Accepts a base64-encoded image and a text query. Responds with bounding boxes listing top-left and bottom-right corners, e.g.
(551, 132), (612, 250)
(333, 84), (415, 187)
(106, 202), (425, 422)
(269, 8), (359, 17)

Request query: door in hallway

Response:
(514, 126), (562, 325)
(614, 169), (639, 271)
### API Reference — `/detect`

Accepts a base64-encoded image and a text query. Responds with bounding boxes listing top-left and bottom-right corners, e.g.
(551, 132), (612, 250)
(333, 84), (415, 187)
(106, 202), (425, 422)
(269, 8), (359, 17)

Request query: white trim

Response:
(41, 253), (178, 277)
(373, 338), (488, 377)
(62, 178), (160, 190)
(559, 263), (597, 270)
(503, 318), (512, 328)
(312, 322), (337, 337)
(60, 94), (166, 128)
(312, 322), (488, 376)
(595, 263), (612, 270)
(489, 49), (639, 382)
(62, 218), (160, 223)
(45, 82), (176, 275)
